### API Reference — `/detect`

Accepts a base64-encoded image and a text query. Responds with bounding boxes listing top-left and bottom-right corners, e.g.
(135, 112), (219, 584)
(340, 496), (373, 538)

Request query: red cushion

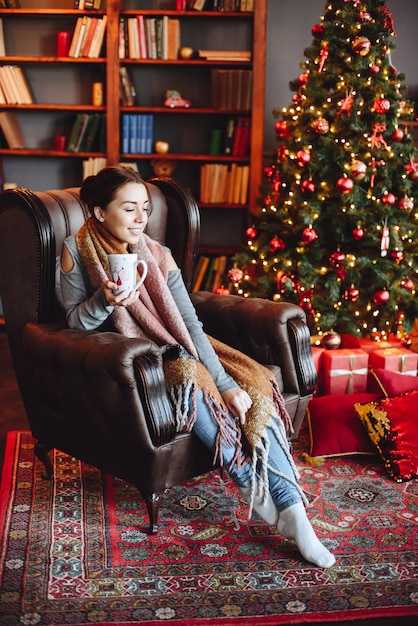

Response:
(368, 368), (418, 397)
(307, 393), (379, 458)
(355, 389), (418, 482)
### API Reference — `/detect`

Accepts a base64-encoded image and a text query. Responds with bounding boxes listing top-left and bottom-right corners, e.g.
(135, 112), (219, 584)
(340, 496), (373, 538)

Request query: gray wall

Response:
(265, 0), (418, 151)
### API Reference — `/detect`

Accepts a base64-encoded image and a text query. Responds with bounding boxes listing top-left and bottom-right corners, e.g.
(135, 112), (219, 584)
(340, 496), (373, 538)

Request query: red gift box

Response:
(341, 333), (401, 353)
(311, 347), (325, 396)
(323, 349), (369, 395)
(369, 348), (418, 376)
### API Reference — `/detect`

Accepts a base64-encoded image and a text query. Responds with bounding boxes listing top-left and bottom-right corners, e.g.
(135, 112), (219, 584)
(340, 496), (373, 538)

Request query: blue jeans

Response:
(192, 391), (302, 513)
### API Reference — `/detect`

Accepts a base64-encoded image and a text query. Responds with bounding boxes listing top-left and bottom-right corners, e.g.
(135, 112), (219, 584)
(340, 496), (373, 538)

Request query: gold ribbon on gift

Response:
(327, 354), (368, 394)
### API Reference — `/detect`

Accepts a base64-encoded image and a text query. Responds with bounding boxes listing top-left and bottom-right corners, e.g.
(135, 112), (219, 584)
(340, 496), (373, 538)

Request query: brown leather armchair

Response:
(0, 176), (316, 533)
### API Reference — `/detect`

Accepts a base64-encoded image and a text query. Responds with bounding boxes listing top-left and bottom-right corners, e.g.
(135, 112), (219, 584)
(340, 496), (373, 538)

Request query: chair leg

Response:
(142, 490), (164, 535)
(34, 441), (53, 480)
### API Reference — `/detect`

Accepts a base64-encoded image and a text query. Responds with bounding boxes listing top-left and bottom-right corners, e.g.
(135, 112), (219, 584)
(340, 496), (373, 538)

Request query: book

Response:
(119, 66), (138, 106)
(66, 113), (90, 152)
(127, 17), (139, 59)
(68, 17), (83, 58)
(80, 16), (98, 57)
(192, 255), (210, 291)
(118, 17), (126, 59)
(3, 65), (21, 103)
(137, 15), (147, 59)
(73, 16), (91, 59)
(88, 15), (107, 58)
(0, 111), (25, 148)
(0, 66), (16, 103)
(167, 18), (180, 60)
(79, 113), (101, 151)
(10, 66), (33, 104)
(121, 113), (130, 154)
(0, 18), (5, 57)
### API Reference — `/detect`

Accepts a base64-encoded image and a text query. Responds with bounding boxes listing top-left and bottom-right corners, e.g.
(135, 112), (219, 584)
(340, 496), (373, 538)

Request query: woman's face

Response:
(94, 182), (149, 248)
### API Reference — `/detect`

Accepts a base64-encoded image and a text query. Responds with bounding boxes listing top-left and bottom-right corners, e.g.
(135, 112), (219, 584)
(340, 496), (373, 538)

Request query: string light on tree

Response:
(234, 0), (418, 340)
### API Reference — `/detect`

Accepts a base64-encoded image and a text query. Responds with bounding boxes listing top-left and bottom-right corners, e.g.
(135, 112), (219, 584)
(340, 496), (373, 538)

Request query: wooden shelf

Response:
(0, 0), (267, 254)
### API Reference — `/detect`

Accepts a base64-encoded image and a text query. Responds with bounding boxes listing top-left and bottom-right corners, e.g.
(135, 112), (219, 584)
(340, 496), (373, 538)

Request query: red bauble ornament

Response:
(269, 236), (285, 252)
(246, 226), (257, 239)
(390, 249), (404, 264)
(374, 98), (390, 113)
(359, 11), (371, 23)
(275, 121), (291, 137)
(391, 127), (404, 141)
(329, 251), (345, 267)
(298, 72), (309, 85)
(296, 149), (311, 166)
(264, 164), (277, 181)
(345, 285), (360, 302)
(313, 118), (329, 134)
(301, 179), (316, 193)
(398, 196), (414, 212)
(228, 268), (243, 283)
(401, 278), (414, 291)
(382, 192), (396, 205)
(336, 177), (354, 193)
(373, 289), (390, 305)
(301, 226), (318, 244)
(352, 226), (364, 240)
(369, 64), (380, 74)
(321, 330), (341, 350)
(311, 23), (324, 37)
(277, 272), (296, 293)
(215, 286), (230, 295)
(349, 160), (367, 180)
(352, 36), (371, 56)
(402, 336), (412, 349)
(293, 93), (304, 105)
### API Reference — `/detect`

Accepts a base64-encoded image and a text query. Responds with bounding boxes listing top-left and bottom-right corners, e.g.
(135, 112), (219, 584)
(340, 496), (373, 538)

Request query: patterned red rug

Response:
(0, 429), (417, 626)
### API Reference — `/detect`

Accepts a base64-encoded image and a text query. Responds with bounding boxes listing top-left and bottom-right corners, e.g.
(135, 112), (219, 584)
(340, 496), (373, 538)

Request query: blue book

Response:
(129, 114), (138, 154)
(146, 114), (154, 154)
(138, 114), (146, 154)
(121, 114), (130, 154)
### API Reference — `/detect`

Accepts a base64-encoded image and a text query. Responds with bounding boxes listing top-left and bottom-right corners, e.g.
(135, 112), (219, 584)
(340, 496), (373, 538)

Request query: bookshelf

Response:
(0, 0), (267, 260)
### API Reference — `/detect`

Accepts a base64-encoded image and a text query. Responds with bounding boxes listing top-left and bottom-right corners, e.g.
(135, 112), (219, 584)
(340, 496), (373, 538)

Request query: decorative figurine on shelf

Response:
(151, 158), (177, 177)
(164, 89), (191, 108)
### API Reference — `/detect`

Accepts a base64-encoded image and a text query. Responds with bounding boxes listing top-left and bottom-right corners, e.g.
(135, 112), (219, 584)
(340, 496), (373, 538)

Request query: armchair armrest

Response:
(190, 292), (317, 398)
(23, 322), (176, 448)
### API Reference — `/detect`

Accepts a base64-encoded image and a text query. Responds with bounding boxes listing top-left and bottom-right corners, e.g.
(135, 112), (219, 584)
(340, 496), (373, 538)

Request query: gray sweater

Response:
(59, 236), (237, 394)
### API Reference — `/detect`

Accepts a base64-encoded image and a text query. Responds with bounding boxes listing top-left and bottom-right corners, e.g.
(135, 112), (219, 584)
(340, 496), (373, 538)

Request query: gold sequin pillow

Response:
(354, 389), (418, 482)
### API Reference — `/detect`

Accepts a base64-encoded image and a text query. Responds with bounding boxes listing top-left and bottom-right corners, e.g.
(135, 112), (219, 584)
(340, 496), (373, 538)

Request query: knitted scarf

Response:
(76, 217), (305, 510)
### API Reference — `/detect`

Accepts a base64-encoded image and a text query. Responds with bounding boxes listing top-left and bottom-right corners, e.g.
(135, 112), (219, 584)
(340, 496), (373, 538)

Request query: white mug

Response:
(108, 254), (148, 295)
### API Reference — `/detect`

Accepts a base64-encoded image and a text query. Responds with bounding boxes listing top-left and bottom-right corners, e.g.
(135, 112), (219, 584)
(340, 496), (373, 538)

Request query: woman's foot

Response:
(277, 502), (336, 568)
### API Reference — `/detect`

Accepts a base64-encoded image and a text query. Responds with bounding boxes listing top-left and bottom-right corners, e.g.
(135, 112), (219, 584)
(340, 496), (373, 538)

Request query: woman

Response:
(60, 165), (335, 568)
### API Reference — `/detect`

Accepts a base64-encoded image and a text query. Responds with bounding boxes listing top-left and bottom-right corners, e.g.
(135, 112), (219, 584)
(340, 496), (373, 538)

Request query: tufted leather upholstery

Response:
(0, 176), (316, 533)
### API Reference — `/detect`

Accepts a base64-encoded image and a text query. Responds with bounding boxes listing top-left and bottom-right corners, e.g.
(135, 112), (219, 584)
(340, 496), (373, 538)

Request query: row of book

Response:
(74, 0), (106, 9)
(68, 15), (107, 58)
(0, 111), (25, 149)
(0, 1), (19, 7)
(121, 114), (154, 155)
(198, 49), (251, 62)
(0, 65), (33, 105)
(223, 116), (250, 157)
(190, 0), (254, 11)
(119, 15), (180, 60)
(200, 163), (249, 205)
(192, 254), (232, 293)
(119, 67), (138, 106)
(211, 69), (252, 111)
(66, 113), (105, 153)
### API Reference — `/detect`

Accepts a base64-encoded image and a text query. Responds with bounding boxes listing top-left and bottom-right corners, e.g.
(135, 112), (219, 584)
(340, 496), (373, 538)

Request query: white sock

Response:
(277, 502), (336, 568)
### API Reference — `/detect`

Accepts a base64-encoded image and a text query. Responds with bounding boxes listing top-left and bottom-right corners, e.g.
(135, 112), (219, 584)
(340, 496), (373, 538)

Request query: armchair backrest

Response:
(0, 176), (200, 396)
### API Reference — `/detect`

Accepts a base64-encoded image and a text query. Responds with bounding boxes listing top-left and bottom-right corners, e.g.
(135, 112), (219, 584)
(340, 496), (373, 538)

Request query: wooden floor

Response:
(0, 326), (415, 626)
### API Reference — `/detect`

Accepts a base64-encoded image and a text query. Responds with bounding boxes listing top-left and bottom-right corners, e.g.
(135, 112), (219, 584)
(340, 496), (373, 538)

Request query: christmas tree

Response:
(234, 0), (418, 342)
